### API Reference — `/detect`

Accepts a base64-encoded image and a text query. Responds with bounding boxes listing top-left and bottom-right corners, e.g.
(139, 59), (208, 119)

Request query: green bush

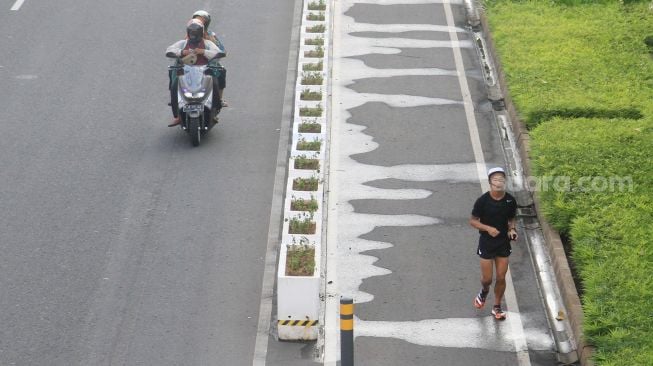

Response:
(485, 1), (653, 128)
(571, 199), (653, 365)
(486, 1), (653, 363)
(530, 118), (653, 233)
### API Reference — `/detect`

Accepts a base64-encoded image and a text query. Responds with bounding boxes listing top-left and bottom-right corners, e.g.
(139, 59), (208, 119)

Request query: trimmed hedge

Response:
(485, 1), (653, 129)
(571, 198), (653, 366)
(485, 1), (653, 364)
(530, 118), (653, 233)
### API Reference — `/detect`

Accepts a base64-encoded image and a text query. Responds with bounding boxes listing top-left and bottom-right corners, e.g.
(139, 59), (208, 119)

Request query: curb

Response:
(277, 0), (331, 341)
(467, 2), (595, 365)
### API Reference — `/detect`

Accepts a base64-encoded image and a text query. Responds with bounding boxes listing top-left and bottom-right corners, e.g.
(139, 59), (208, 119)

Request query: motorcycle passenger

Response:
(192, 10), (228, 108)
(166, 19), (223, 127)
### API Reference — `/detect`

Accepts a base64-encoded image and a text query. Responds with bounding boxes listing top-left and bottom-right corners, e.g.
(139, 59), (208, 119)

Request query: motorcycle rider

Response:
(192, 10), (228, 108)
(166, 19), (223, 127)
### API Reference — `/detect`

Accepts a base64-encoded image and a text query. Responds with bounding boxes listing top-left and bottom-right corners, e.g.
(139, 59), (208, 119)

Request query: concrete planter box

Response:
(276, 0), (331, 342)
(277, 242), (321, 340)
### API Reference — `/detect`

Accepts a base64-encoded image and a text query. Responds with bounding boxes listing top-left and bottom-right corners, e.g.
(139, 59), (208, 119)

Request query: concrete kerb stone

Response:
(277, 0), (331, 342)
(473, 4), (595, 365)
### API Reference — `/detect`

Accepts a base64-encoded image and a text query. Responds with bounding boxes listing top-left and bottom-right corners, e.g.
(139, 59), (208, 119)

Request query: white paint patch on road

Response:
(337, 212), (441, 303)
(356, 316), (554, 351)
(15, 74), (38, 80)
(353, 0), (463, 4)
(338, 36), (472, 58)
(357, 316), (514, 351)
(346, 22), (464, 34)
(10, 0), (26, 11)
(339, 59), (457, 79)
(340, 89), (461, 109)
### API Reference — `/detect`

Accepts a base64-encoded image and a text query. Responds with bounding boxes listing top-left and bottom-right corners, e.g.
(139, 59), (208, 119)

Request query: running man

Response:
(469, 167), (518, 320)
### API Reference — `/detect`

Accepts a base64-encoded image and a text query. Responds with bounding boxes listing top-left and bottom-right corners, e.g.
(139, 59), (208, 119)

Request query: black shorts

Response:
(477, 236), (511, 259)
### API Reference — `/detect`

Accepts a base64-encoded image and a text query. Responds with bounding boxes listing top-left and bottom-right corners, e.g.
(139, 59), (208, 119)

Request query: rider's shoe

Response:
(168, 116), (181, 127)
(213, 115), (220, 124)
(221, 100), (229, 108)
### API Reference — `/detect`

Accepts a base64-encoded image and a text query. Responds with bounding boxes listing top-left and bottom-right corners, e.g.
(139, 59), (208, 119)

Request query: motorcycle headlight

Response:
(184, 91), (206, 99)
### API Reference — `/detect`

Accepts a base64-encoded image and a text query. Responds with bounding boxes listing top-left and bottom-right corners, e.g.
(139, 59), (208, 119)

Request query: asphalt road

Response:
(328, 1), (558, 365)
(0, 1), (295, 365)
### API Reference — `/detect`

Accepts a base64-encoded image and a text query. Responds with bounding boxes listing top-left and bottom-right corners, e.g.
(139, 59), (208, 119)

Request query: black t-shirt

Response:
(471, 191), (517, 240)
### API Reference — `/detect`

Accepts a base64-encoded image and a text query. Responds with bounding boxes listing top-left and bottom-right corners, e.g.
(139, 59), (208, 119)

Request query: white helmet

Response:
(192, 10), (211, 29)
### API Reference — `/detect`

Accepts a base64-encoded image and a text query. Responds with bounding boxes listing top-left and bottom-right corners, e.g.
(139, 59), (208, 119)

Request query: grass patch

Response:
(301, 72), (323, 85)
(303, 61), (323, 71)
(485, 1), (653, 129)
(305, 37), (324, 46)
(294, 155), (320, 170)
(301, 89), (322, 101)
(296, 137), (321, 151)
(306, 24), (326, 33)
(304, 45), (325, 58)
(308, 0), (326, 11)
(293, 176), (319, 191)
(288, 213), (316, 234)
(285, 238), (315, 276)
(306, 12), (325, 21)
(528, 107), (643, 126)
(291, 196), (319, 212)
(299, 104), (323, 117)
(486, 1), (653, 363)
(299, 120), (322, 133)
(570, 200), (653, 365)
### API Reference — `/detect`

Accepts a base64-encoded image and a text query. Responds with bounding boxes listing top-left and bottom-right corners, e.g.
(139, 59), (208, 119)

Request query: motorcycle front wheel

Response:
(189, 116), (201, 146)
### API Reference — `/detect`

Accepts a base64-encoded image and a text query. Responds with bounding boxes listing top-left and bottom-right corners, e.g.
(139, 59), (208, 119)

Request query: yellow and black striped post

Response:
(340, 297), (354, 366)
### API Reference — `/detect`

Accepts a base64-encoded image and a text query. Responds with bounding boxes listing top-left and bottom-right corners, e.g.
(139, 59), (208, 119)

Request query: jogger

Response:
(469, 167), (518, 320)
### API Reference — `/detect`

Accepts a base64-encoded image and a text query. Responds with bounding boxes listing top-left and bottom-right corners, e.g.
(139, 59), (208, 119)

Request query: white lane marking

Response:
(442, 0), (532, 364)
(10, 0), (26, 11)
(251, 0), (304, 364)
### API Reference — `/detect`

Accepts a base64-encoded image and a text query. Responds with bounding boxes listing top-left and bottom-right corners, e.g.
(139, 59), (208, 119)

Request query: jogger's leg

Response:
(479, 258), (494, 291)
(493, 256), (509, 306)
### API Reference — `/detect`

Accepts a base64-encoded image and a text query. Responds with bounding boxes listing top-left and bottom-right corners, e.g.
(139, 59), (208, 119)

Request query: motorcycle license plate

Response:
(183, 104), (204, 112)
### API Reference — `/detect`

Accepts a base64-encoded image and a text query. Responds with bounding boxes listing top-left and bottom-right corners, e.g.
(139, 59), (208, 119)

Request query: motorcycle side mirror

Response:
(165, 52), (179, 58)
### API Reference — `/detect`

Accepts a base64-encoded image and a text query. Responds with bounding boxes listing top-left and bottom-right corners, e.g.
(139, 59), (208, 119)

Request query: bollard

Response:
(340, 297), (354, 366)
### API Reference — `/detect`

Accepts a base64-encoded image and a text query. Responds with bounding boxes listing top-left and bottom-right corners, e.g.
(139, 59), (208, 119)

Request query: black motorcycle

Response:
(168, 61), (222, 146)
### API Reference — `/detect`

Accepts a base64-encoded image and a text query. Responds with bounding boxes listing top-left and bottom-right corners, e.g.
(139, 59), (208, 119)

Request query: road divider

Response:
(277, 0), (330, 341)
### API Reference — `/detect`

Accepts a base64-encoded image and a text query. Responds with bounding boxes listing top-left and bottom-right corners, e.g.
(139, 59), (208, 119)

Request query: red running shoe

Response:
(492, 305), (507, 320)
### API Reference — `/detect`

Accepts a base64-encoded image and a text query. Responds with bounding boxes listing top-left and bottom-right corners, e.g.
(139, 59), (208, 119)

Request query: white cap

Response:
(487, 167), (506, 178)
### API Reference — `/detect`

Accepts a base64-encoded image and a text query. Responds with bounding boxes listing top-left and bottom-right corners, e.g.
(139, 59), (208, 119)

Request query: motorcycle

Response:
(168, 59), (222, 146)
